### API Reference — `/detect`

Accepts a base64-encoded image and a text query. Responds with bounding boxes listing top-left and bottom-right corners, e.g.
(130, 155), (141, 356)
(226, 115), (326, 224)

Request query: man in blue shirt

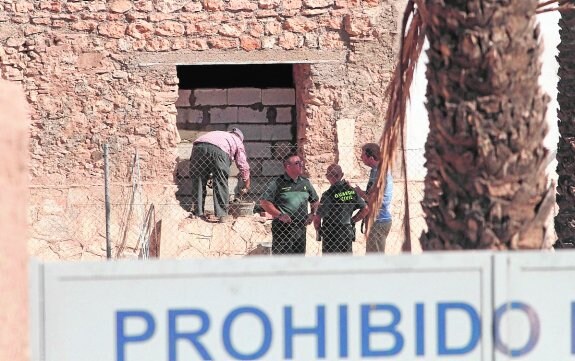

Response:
(355, 143), (393, 253)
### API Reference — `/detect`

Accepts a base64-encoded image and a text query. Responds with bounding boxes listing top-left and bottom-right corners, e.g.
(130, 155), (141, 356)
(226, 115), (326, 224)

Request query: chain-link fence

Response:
(29, 145), (429, 260)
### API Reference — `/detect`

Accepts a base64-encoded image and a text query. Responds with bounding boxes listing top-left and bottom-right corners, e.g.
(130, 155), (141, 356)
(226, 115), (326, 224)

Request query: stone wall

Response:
(0, 0), (405, 259)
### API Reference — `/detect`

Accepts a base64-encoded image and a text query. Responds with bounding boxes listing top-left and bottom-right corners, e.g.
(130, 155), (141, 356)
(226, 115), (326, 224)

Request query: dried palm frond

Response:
(537, 0), (575, 14)
(365, 0), (427, 251)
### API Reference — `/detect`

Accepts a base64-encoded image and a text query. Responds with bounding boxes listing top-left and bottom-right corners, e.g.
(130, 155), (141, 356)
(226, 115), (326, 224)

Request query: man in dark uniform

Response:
(260, 154), (319, 255)
(314, 164), (368, 254)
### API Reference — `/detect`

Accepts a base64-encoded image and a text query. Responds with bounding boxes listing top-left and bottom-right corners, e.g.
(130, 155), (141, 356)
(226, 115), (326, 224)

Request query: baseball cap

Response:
(231, 127), (244, 142)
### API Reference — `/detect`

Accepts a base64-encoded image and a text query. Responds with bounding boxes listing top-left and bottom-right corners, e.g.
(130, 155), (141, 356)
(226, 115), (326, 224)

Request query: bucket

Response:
(229, 201), (255, 217)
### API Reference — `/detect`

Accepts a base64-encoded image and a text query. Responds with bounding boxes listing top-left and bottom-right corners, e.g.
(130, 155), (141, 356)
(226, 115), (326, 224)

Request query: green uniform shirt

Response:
(261, 174), (319, 224)
(318, 180), (366, 225)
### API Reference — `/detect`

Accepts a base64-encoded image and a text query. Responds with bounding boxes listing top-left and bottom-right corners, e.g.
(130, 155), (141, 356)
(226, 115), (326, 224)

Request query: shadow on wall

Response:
(246, 242), (272, 256)
(174, 153), (193, 212)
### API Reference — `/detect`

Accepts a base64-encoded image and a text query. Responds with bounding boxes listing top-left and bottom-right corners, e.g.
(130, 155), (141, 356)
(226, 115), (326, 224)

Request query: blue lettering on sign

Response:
(415, 303), (425, 356)
(494, 302), (540, 357)
(360, 304), (404, 357)
(572, 302), (575, 355)
(116, 310), (156, 361)
(437, 302), (481, 355)
(115, 302), (491, 360)
(339, 305), (349, 358)
(284, 305), (326, 359)
(222, 307), (272, 360)
(168, 309), (212, 361)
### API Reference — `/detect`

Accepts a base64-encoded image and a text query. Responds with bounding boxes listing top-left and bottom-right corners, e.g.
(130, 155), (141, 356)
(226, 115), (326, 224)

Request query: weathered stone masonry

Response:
(0, 0), (403, 259)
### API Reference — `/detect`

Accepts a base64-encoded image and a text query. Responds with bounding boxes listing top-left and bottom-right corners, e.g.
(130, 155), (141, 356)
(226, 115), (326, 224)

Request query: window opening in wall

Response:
(175, 64), (297, 217)
(177, 64), (294, 89)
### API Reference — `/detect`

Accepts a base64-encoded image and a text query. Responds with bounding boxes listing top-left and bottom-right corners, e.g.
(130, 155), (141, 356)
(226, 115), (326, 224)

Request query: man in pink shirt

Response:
(189, 128), (251, 221)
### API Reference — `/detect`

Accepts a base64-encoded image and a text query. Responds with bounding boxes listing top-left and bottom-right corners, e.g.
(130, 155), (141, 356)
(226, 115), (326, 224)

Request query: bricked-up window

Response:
(175, 64), (297, 214)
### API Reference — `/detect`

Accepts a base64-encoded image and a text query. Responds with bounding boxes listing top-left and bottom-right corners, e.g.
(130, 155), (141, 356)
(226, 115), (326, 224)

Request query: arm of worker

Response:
(354, 185), (368, 201)
(351, 205), (369, 224)
(235, 146), (251, 191)
(313, 196), (327, 230)
(240, 177), (251, 195)
(260, 200), (291, 223)
(313, 216), (322, 230)
(306, 200), (320, 225)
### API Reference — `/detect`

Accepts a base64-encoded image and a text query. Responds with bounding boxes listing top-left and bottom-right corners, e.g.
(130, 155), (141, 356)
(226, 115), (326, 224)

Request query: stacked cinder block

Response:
(175, 87), (296, 209)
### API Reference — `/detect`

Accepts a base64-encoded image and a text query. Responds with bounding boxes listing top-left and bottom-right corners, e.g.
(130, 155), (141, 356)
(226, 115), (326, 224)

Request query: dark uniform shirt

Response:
(318, 180), (366, 225)
(261, 174), (319, 224)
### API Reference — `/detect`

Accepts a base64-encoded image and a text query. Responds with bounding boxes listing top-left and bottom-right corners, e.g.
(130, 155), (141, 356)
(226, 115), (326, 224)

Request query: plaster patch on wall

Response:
(336, 117), (357, 178)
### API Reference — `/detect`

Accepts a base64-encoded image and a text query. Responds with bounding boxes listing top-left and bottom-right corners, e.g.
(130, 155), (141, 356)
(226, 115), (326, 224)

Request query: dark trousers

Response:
(322, 223), (354, 253)
(189, 143), (231, 217)
(271, 221), (306, 255)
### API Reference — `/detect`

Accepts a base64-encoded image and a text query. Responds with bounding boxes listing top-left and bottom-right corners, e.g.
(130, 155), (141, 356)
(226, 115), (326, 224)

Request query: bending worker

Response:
(189, 128), (250, 222)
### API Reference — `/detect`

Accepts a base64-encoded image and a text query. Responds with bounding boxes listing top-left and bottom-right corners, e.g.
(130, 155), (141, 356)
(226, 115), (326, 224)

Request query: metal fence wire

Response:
(29, 145), (429, 260)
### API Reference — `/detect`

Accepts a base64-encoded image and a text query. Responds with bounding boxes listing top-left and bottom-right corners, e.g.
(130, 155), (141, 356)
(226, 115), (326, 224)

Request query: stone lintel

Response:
(133, 49), (347, 67)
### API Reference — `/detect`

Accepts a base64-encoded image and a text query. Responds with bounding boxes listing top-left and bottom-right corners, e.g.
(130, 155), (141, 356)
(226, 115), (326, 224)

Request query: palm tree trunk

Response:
(554, 8), (575, 248)
(421, 0), (553, 250)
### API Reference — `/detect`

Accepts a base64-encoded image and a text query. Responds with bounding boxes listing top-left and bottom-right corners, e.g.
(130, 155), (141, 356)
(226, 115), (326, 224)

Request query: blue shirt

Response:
(369, 167), (393, 222)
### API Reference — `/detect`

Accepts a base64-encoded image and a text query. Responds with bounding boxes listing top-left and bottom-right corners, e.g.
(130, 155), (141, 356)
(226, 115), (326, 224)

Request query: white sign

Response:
(493, 252), (575, 360)
(31, 253), (493, 361)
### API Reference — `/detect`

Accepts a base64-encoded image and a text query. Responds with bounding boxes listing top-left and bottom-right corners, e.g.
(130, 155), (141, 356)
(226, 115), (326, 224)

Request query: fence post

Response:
(0, 80), (29, 361)
(103, 143), (111, 259)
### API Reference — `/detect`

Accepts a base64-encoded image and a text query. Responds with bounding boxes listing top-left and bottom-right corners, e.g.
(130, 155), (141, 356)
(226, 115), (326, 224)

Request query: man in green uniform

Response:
(314, 164), (368, 254)
(260, 154), (319, 255)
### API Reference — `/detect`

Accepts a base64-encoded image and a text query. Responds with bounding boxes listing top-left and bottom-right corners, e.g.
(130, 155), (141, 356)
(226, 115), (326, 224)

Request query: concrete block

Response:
(226, 125), (294, 142)
(177, 108), (204, 124)
(175, 89), (191, 107)
(248, 160), (263, 177)
(248, 176), (277, 194)
(272, 142), (296, 159)
(178, 129), (204, 142)
(176, 108), (189, 124)
(188, 109), (204, 124)
(276, 107), (293, 123)
(210, 107), (238, 124)
(194, 89), (227, 106)
(245, 142), (272, 158)
(238, 107), (267, 123)
(227, 124), (259, 141)
(262, 125), (293, 141)
(176, 142), (194, 160)
(176, 159), (190, 178)
(262, 88), (295, 105)
(228, 88), (261, 105)
(262, 160), (284, 176)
